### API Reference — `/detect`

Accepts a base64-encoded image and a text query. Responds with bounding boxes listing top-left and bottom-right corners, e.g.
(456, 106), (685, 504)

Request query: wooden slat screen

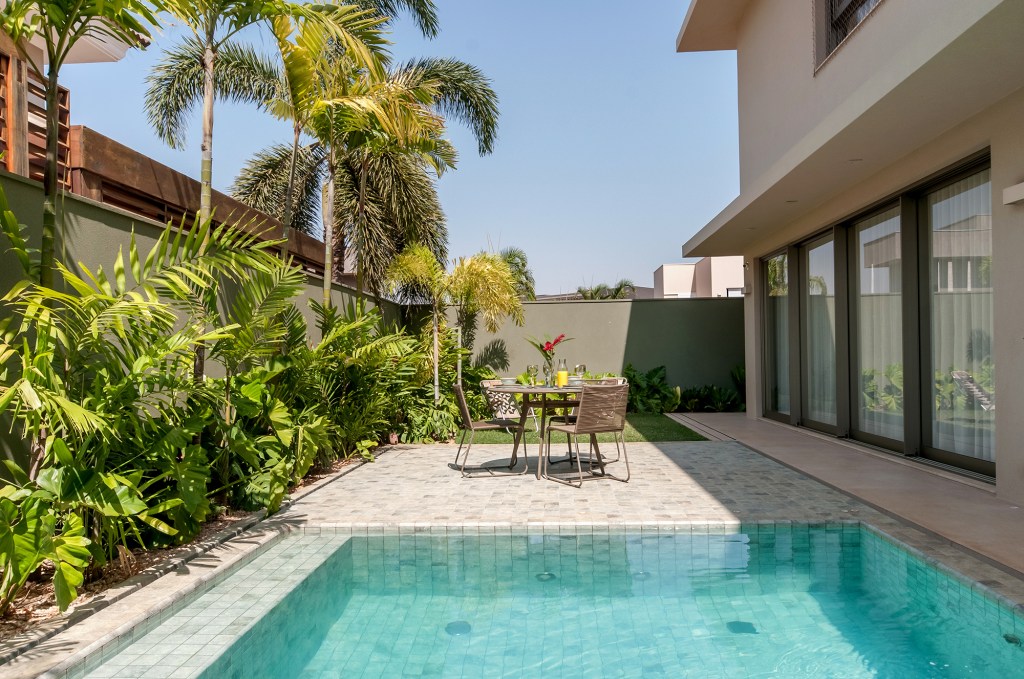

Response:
(25, 69), (70, 189)
(0, 54), (9, 166)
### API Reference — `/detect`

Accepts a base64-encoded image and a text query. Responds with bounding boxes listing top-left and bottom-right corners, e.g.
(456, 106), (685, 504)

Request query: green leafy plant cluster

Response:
(0, 194), (450, 614)
(676, 385), (744, 413)
(622, 365), (681, 414)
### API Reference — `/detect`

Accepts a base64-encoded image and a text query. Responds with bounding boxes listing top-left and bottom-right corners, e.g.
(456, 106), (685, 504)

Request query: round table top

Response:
(488, 384), (582, 394)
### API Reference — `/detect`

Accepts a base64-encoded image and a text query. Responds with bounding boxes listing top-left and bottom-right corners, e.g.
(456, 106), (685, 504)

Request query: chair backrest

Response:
(480, 379), (521, 420)
(574, 383), (629, 434)
(453, 382), (474, 428)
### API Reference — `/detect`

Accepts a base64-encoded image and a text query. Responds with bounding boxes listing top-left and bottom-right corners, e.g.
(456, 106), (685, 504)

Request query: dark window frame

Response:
(759, 152), (994, 479)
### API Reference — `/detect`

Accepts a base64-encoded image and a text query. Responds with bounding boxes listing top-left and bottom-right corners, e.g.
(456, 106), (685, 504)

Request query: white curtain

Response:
(856, 207), (903, 440)
(804, 238), (836, 425)
(928, 169), (994, 462)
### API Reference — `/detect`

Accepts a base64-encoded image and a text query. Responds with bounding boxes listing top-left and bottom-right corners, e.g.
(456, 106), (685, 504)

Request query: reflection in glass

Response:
(856, 207), (903, 440)
(764, 254), (789, 414)
(928, 169), (994, 462)
(804, 236), (836, 426)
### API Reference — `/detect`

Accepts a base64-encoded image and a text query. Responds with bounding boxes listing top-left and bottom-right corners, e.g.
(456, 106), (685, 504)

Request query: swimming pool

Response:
(73, 524), (1024, 678)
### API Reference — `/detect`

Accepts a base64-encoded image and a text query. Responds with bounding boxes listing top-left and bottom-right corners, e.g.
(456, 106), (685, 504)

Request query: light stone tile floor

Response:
(11, 440), (1024, 679)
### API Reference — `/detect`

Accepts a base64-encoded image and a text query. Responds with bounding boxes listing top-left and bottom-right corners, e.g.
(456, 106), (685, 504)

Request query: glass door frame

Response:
(843, 200), (914, 453)
(914, 160), (995, 477)
(797, 230), (849, 436)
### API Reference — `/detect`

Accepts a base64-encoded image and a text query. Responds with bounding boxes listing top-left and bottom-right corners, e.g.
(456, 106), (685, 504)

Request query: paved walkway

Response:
(675, 413), (1024, 578)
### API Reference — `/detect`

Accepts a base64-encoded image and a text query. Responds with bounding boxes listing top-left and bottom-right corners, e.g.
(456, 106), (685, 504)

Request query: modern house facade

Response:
(678, 0), (1024, 502)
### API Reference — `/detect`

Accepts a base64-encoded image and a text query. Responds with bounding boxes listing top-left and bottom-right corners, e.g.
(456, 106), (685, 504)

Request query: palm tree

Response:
(388, 244), (523, 403)
(145, 1), (389, 225)
(231, 56), (499, 299)
(500, 246), (536, 301)
(577, 279), (636, 300)
(0, 0), (160, 287)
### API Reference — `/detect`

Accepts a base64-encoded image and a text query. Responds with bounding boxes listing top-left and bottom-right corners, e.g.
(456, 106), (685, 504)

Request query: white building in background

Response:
(654, 256), (744, 298)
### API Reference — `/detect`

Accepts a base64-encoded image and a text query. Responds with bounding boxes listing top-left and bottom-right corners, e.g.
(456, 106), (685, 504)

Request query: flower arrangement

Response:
(526, 333), (572, 371)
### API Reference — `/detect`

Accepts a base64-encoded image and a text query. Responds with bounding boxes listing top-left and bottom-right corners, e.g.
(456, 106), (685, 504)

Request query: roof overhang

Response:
(683, 0), (1024, 257)
(676, 0), (750, 53)
(59, 34), (130, 63)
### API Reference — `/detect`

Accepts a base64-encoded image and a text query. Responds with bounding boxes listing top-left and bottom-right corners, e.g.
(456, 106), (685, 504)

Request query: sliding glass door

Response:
(853, 207), (903, 443)
(802, 235), (837, 428)
(759, 157), (995, 478)
(925, 169), (994, 473)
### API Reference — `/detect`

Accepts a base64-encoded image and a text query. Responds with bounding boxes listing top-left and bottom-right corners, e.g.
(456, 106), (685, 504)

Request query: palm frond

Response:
(145, 37), (280, 149)
(391, 57), (499, 155)
(231, 142), (328, 235)
(350, 0), (439, 38)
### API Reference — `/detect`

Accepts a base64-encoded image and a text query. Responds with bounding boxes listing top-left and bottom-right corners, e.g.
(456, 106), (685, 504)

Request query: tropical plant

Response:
(230, 48), (499, 300)
(0, 0), (160, 287)
(622, 364), (681, 414)
(577, 279), (636, 300)
(387, 244), (523, 403)
(0, 188), (285, 610)
(676, 385), (743, 413)
(501, 246), (536, 301)
(145, 0), (389, 225)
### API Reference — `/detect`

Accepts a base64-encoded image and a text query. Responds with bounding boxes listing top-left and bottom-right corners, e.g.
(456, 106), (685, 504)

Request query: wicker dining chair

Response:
(548, 377), (628, 462)
(544, 383), (630, 487)
(480, 379), (538, 431)
(453, 382), (528, 476)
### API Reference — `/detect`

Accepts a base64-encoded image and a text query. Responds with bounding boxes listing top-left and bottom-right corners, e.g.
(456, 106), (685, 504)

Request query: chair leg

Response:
(509, 426), (529, 473)
(572, 435), (584, 488)
(455, 429), (468, 464)
(458, 429), (476, 476)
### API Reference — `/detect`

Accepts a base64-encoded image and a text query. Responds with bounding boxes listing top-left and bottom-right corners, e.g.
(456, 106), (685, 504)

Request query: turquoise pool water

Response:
(82, 526), (1024, 679)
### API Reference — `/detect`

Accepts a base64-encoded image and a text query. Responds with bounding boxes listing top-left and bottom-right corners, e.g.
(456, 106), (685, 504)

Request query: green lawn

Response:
(467, 413), (705, 444)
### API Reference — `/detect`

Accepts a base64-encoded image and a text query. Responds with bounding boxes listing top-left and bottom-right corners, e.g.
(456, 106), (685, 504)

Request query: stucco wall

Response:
(735, 0), (1003, 189)
(465, 298), (744, 391)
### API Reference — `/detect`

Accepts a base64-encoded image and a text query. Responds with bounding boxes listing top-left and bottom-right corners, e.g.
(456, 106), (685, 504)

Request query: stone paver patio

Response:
(9, 439), (1024, 678)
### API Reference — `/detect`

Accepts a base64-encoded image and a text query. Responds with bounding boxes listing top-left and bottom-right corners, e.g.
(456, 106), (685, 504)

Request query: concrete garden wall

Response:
(465, 298), (745, 390)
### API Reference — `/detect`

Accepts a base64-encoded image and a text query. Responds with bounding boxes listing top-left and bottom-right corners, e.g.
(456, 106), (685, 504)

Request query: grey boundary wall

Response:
(463, 297), (745, 390)
(0, 172), (404, 467)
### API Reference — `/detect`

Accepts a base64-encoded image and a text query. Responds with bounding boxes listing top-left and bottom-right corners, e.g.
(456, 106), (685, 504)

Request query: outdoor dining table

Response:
(488, 384), (590, 480)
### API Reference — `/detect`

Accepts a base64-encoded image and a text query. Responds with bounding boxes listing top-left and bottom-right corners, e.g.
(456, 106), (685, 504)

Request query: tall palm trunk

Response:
(355, 154), (369, 299)
(200, 40), (215, 223)
(432, 303), (440, 404)
(322, 150), (336, 308)
(195, 38), (216, 383)
(39, 65), (60, 289)
(280, 122), (302, 259)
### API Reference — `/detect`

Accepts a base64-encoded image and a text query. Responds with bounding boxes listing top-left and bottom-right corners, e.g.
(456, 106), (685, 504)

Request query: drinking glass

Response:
(526, 364), (538, 386)
(574, 363), (587, 378)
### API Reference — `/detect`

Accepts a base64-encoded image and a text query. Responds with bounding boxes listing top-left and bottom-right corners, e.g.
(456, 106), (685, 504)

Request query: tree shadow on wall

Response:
(474, 339), (510, 372)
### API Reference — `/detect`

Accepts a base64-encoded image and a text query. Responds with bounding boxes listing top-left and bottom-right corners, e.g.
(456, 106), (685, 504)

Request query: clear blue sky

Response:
(58, 0), (739, 295)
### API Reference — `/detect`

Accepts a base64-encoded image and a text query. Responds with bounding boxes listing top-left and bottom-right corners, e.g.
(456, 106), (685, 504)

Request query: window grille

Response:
(827, 0), (883, 54)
